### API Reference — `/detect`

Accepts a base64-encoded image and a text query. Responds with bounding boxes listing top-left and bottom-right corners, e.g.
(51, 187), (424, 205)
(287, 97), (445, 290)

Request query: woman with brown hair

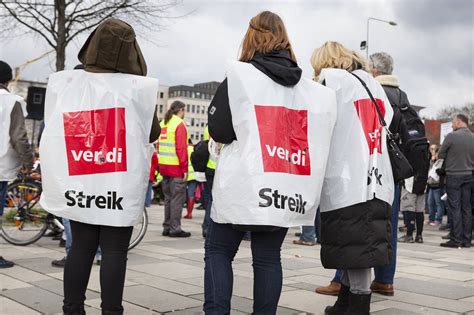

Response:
(311, 42), (394, 315)
(204, 11), (336, 314)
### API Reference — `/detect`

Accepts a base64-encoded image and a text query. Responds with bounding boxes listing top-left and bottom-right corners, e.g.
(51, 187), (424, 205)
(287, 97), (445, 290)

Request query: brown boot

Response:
(315, 281), (341, 296)
(370, 281), (394, 296)
(183, 197), (194, 219)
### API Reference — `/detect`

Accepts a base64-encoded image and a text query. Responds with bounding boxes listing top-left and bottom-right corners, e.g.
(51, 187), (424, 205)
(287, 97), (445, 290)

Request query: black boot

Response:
(63, 302), (85, 315)
(348, 292), (371, 315)
(325, 284), (350, 314)
(406, 211), (416, 237)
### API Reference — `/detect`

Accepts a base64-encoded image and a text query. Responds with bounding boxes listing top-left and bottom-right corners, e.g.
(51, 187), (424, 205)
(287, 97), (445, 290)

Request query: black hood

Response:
(250, 50), (302, 87)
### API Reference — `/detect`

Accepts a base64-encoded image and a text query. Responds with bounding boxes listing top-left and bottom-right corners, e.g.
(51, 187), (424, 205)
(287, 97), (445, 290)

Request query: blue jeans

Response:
(202, 172), (214, 234)
(333, 184), (401, 284)
(300, 208), (320, 242)
(0, 181), (8, 217)
(428, 187), (445, 222)
(63, 218), (72, 255)
(446, 174), (473, 245)
(204, 220), (288, 314)
(145, 182), (153, 207)
(187, 180), (197, 198)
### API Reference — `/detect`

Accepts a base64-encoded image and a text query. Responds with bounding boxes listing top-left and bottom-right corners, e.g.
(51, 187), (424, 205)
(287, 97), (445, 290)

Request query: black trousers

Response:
(63, 220), (133, 314)
(446, 174), (473, 245)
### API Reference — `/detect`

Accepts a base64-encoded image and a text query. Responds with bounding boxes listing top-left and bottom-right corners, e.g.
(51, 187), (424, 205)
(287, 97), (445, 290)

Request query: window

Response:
(191, 118), (195, 126)
(201, 121), (205, 127)
(196, 105), (200, 114)
(187, 104), (190, 112)
(33, 93), (43, 104)
(201, 107), (205, 114)
(192, 105), (195, 113)
(191, 134), (194, 140)
(160, 92), (164, 99)
(159, 104), (163, 113)
(196, 92), (201, 98)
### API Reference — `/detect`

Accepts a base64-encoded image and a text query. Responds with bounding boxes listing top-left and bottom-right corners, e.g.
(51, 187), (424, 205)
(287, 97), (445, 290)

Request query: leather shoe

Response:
(169, 230), (191, 238)
(162, 230), (170, 236)
(440, 240), (462, 248)
(315, 281), (341, 296)
(441, 233), (451, 240)
(370, 281), (394, 296)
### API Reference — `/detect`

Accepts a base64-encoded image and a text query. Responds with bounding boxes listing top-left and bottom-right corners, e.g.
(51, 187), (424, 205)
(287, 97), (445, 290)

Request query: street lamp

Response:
(361, 17), (397, 59)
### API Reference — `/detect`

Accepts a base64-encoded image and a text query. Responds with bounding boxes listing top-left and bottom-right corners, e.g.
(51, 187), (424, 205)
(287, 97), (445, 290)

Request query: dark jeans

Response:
(0, 181), (8, 217)
(333, 184), (401, 284)
(63, 220), (133, 314)
(202, 172), (214, 234)
(446, 174), (473, 245)
(204, 220), (288, 314)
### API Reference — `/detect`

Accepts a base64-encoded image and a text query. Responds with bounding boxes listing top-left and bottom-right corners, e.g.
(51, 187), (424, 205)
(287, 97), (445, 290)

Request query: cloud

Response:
(0, 0), (472, 117)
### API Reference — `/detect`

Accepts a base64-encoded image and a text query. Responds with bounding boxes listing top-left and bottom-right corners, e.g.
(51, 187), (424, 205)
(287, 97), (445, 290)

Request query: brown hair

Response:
(164, 101), (185, 124)
(239, 11), (296, 63)
(310, 41), (369, 81)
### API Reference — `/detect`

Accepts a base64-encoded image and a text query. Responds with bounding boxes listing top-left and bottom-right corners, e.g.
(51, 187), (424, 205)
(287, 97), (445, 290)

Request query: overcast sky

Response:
(0, 0), (472, 118)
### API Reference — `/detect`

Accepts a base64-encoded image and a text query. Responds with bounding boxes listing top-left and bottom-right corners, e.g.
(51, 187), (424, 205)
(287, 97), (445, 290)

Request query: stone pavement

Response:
(1, 204), (473, 314)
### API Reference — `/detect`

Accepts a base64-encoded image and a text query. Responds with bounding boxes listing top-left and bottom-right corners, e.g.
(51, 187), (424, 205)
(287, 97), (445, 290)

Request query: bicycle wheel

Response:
(128, 208), (148, 250)
(1, 179), (48, 246)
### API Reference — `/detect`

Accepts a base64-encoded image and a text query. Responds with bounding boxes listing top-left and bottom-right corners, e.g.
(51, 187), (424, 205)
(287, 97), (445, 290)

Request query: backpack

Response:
(190, 140), (209, 172)
(395, 90), (430, 194)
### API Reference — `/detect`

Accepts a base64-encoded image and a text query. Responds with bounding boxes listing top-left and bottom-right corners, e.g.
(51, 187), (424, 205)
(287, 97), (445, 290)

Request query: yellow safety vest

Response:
(158, 115), (187, 166)
(203, 126), (216, 170)
(204, 125), (210, 141)
(187, 145), (195, 181)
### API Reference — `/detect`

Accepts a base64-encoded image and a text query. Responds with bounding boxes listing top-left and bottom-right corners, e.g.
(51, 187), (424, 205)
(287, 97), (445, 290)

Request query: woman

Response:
(41, 18), (160, 314)
(312, 42), (394, 315)
(427, 144), (445, 225)
(205, 11), (336, 314)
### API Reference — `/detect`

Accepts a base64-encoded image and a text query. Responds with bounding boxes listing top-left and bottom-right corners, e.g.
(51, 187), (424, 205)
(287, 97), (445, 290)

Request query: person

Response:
(184, 139), (196, 219)
(146, 150), (159, 208)
(40, 18), (160, 314)
(397, 177), (426, 243)
(315, 51), (408, 298)
(0, 60), (33, 268)
(201, 125), (216, 237)
(293, 207), (320, 246)
(312, 42), (394, 314)
(205, 11), (336, 314)
(427, 144), (445, 226)
(439, 114), (474, 248)
(158, 100), (191, 237)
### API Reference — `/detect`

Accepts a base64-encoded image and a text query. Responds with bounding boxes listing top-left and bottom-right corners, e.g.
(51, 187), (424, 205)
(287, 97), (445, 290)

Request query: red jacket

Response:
(157, 122), (188, 177)
(149, 151), (159, 182)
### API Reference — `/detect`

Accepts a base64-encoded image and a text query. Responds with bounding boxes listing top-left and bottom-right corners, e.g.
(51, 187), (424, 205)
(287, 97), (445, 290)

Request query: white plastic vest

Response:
(0, 89), (27, 181)
(211, 61), (337, 227)
(319, 69), (394, 212)
(40, 70), (158, 226)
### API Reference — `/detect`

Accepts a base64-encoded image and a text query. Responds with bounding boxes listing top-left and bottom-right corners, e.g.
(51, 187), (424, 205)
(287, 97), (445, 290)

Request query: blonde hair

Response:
(239, 11), (296, 63)
(310, 41), (369, 80)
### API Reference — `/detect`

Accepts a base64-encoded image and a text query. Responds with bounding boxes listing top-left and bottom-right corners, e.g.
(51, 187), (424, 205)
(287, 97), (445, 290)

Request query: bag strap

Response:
(350, 72), (387, 127)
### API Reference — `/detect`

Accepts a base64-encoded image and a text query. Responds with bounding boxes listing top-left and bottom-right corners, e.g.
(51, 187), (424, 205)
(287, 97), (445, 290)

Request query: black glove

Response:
(436, 168), (446, 176)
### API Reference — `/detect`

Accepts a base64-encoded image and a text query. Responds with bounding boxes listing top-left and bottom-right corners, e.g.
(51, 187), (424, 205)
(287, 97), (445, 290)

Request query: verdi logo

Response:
(353, 98), (386, 155)
(63, 107), (127, 176)
(254, 105), (311, 176)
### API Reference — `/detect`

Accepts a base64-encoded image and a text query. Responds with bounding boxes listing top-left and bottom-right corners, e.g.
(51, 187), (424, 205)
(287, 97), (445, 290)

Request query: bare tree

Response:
(0, 0), (182, 71)
(436, 103), (474, 122)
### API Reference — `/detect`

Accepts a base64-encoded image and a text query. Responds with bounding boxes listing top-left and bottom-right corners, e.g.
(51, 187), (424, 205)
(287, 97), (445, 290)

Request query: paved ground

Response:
(1, 204), (473, 314)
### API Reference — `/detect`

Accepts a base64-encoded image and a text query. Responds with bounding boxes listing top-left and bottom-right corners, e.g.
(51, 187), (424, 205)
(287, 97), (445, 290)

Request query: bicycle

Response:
(1, 173), (148, 249)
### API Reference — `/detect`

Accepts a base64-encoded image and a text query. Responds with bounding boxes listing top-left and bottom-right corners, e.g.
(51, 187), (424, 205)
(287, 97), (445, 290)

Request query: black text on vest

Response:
(65, 190), (123, 210)
(258, 188), (306, 214)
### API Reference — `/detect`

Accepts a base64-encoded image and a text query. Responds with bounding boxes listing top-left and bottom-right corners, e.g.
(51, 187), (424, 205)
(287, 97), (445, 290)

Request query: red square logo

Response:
(63, 107), (127, 176)
(255, 105), (310, 176)
(353, 98), (386, 155)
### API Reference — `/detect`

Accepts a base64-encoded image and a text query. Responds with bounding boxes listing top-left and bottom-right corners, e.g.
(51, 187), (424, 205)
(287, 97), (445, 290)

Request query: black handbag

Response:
(351, 72), (413, 183)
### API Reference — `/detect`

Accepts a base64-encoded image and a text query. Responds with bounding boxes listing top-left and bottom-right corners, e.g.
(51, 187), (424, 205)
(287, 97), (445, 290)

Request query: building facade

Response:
(159, 81), (219, 142)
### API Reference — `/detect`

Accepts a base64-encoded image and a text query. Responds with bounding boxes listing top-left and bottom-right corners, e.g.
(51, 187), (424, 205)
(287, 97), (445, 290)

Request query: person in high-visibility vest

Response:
(202, 125), (216, 237)
(158, 100), (191, 237)
(184, 139), (196, 219)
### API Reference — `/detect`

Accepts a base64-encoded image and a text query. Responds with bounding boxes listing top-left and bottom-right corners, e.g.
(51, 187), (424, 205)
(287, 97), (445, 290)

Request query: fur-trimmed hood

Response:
(375, 74), (399, 88)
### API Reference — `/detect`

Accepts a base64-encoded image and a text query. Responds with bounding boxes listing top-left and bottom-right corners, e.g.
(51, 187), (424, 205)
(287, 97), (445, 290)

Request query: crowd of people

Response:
(0, 10), (472, 315)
